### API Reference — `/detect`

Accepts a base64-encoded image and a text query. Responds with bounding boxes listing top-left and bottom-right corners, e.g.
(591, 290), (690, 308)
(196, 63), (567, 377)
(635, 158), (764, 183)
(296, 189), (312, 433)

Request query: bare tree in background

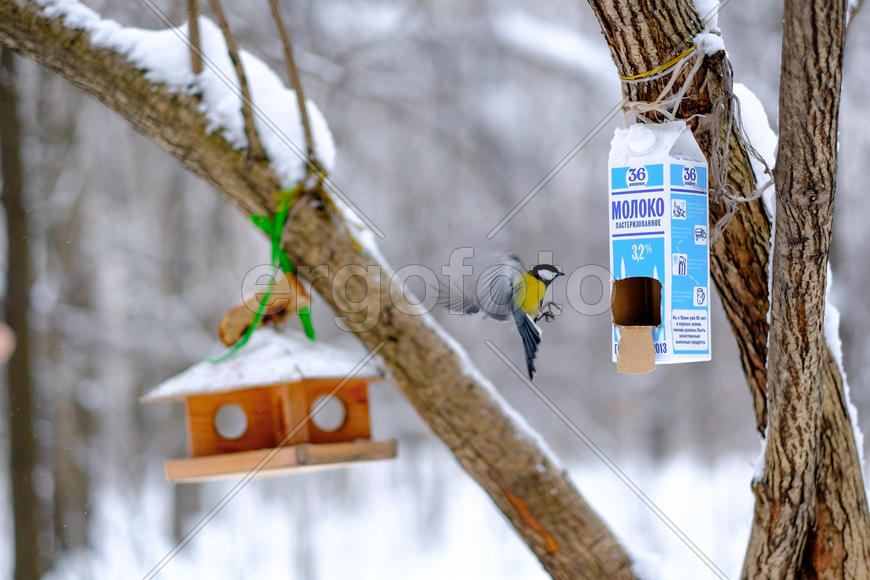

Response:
(1, 46), (41, 580)
(46, 146), (95, 557)
(0, 0), (867, 578)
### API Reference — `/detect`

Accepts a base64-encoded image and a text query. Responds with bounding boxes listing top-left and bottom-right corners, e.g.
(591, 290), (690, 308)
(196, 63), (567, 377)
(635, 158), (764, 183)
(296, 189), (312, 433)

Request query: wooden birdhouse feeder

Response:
(142, 328), (396, 482)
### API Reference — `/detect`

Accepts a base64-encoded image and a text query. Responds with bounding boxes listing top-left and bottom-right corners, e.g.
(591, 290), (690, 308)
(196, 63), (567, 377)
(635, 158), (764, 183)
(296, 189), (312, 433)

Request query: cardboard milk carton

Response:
(608, 121), (711, 373)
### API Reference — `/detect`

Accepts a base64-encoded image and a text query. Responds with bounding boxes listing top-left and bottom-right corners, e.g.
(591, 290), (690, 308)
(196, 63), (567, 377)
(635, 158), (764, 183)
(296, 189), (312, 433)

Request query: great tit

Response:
(440, 254), (564, 379)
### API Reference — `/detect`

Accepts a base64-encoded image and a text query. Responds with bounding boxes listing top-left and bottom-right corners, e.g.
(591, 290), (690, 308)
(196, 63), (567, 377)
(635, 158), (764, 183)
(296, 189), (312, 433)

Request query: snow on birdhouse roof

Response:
(142, 329), (384, 402)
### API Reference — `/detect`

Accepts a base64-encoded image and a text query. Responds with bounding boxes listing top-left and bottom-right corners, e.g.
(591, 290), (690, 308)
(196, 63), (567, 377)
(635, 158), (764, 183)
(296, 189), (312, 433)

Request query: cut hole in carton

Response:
(611, 277), (661, 374)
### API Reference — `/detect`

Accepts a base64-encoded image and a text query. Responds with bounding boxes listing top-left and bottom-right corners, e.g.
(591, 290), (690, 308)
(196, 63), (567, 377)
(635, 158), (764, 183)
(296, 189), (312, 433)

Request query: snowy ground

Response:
(9, 445), (756, 580)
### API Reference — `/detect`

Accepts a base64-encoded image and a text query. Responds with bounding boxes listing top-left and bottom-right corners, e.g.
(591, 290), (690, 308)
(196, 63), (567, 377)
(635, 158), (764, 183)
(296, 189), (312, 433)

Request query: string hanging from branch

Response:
(618, 37), (774, 241)
(705, 58), (774, 240)
(619, 44), (704, 125)
(250, 193), (315, 343)
(205, 1), (329, 364)
(208, 186), (315, 364)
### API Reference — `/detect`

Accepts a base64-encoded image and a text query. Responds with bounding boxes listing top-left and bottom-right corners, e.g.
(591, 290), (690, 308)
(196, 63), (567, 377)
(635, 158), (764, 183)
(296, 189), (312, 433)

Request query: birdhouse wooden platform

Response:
(142, 329), (396, 482)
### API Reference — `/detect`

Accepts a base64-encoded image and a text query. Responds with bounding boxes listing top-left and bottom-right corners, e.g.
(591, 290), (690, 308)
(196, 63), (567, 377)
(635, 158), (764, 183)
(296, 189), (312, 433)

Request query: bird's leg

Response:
(535, 301), (562, 323)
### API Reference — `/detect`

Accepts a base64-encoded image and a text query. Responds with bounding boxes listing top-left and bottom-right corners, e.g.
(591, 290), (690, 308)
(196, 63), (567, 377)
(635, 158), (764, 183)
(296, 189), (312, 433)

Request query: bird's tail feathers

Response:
(513, 309), (542, 379)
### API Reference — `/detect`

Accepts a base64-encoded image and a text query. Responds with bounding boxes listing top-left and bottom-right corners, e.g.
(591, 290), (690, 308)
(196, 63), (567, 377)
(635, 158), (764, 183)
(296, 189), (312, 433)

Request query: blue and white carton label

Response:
(609, 121), (711, 365)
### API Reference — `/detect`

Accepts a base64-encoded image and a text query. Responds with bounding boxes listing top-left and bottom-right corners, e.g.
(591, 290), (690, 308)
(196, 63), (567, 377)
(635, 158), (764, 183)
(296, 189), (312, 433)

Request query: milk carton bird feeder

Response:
(608, 120), (712, 374)
(142, 328), (397, 482)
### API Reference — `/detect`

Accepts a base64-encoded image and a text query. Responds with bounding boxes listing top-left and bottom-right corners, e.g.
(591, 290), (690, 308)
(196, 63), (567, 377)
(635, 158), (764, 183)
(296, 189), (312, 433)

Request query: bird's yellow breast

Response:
(517, 273), (546, 316)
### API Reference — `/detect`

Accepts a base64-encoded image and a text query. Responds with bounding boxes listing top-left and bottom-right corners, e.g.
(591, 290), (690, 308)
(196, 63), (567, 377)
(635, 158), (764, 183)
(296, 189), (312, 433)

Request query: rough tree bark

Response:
(1, 46), (41, 580)
(744, 0), (848, 575)
(0, 2), (635, 578)
(585, 0), (870, 577)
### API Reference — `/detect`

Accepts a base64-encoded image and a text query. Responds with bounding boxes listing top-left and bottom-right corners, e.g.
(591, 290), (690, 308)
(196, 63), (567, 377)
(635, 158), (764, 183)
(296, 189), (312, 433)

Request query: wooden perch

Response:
(218, 272), (310, 346)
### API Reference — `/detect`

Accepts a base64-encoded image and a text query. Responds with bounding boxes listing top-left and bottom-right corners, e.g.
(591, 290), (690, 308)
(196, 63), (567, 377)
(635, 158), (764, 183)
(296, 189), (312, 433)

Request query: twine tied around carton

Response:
(704, 59), (775, 240)
(619, 45), (705, 125)
(618, 39), (775, 242)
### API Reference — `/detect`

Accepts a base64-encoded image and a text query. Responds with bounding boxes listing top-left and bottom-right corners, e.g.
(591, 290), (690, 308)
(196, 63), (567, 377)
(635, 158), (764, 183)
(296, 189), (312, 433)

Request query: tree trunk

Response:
(743, 0), (857, 575)
(32, 71), (97, 557)
(1, 46), (42, 580)
(584, 0), (870, 576)
(0, 2), (635, 578)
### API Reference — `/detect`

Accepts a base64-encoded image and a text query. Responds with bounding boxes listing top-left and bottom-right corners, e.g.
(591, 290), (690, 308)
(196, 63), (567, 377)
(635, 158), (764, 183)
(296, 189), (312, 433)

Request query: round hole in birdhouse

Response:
(311, 395), (347, 432)
(214, 403), (248, 440)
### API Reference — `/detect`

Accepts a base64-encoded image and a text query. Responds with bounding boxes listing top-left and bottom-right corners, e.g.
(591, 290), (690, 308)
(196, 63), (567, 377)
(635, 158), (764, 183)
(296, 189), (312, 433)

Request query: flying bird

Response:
(440, 254), (563, 379)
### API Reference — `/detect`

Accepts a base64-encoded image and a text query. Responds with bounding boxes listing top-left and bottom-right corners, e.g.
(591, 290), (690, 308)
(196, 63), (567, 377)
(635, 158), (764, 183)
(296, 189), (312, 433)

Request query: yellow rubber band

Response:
(618, 47), (697, 81)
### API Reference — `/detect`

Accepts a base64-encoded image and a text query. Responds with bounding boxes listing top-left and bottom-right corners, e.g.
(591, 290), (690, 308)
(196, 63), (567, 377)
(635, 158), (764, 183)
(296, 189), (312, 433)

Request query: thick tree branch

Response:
(0, 1), (635, 578)
(744, 0), (848, 574)
(585, 0), (870, 577)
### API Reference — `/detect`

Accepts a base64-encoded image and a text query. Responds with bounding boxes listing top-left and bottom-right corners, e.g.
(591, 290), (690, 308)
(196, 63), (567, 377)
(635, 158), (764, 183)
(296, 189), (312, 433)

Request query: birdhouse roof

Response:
(141, 328), (385, 402)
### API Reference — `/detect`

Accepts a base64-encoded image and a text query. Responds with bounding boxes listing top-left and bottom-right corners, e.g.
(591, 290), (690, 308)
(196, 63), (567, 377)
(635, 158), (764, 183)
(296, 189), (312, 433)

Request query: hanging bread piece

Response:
(219, 273), (311, 346)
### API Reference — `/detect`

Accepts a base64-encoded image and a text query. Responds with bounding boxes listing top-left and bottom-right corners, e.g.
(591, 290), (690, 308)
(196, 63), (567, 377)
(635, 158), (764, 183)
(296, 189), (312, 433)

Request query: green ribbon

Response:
(208, 189), (315, 364)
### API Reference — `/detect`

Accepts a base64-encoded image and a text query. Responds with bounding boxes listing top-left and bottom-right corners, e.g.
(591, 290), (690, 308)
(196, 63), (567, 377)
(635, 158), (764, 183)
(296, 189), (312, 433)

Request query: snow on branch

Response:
(36, 0), (334, 188)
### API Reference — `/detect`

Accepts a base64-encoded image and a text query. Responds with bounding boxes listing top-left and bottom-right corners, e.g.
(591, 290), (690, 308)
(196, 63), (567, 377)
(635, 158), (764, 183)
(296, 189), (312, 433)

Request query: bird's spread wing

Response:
(437, 277), (480, 315)
(513, 309), (542, 379)
(476, 254), (524, 321)
(439, 254), (525, 321)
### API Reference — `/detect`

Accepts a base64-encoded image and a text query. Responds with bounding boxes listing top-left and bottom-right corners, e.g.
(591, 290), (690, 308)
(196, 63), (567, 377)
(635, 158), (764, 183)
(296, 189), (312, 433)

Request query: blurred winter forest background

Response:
(1, 0), (869, 578)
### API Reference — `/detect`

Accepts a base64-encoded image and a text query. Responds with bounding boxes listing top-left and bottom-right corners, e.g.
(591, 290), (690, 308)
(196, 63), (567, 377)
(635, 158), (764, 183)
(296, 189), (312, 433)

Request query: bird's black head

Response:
(529, 264), (564, 285)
